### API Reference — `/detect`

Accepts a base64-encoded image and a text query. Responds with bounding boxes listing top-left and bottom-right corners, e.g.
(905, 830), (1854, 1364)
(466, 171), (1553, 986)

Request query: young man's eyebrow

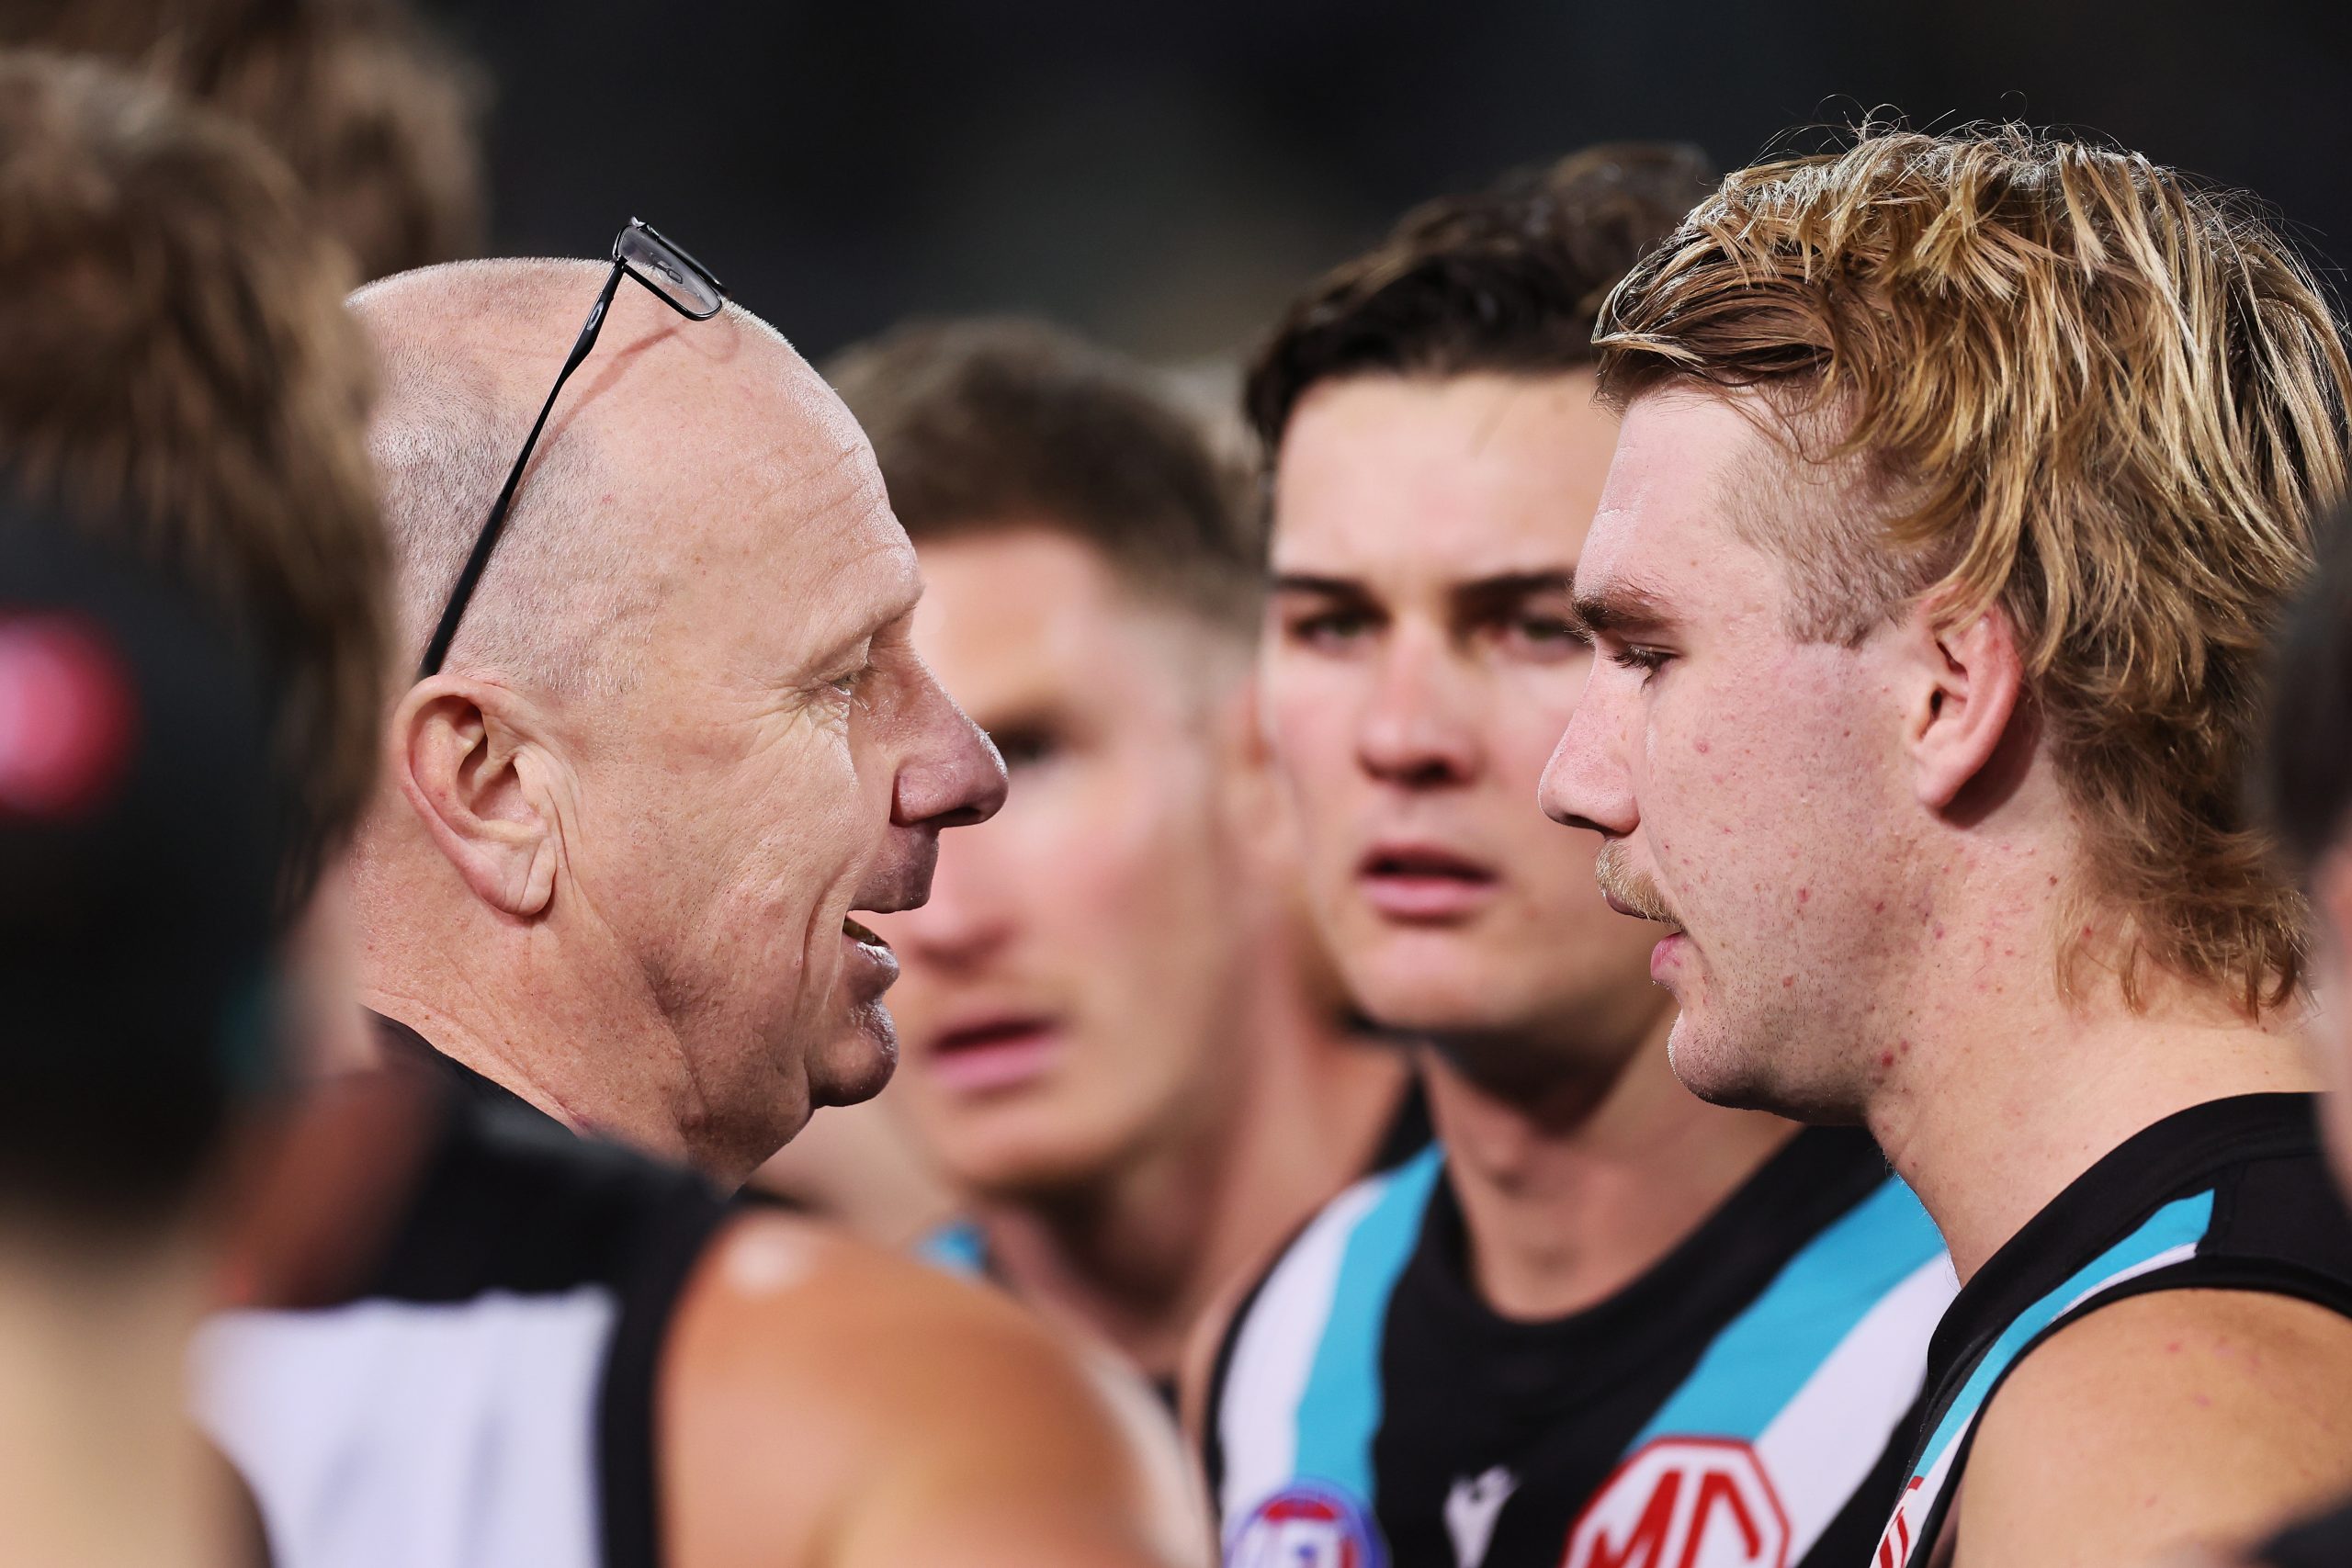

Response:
(1453, 570), (1573, 614)
(1268, 572), (1367, 598)
(1570, 579), (1675, 637)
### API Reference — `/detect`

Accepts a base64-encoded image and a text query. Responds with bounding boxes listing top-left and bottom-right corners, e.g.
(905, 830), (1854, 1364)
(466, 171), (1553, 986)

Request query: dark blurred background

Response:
(425, 0), (2351, 366)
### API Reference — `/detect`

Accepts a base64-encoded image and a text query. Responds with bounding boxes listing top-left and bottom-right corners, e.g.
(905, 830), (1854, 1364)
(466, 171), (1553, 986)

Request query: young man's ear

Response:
(1905, 600), (2027, 815)
(390, 677), (560, 918)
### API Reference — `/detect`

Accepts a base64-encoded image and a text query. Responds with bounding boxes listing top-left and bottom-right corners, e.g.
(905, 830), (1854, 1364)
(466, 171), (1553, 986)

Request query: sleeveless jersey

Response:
(2261, 1495), (2352, 1568)
(1871, 1093), (2352, 1568)
(192, 1042), (731, 1568)
(1203, 1126), (1954, 1568)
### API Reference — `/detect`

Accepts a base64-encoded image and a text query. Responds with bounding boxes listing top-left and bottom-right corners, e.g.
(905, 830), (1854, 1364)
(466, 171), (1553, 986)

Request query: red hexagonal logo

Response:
(1561, 1437), (1791, 1568)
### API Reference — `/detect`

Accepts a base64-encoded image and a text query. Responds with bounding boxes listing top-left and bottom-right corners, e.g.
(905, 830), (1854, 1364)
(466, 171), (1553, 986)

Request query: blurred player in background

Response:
(1544, 127), (2352, 1568)
(2183, 506), (2352, 1568)
(824, 318), (1416, 1391)
(2, 0), (486, 279)
(1196, 144), (1953, 1568)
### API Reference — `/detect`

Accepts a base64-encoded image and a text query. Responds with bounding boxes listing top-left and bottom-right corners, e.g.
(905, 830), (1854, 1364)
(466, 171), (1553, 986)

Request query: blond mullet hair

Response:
(1596, 124), (2352, 1011)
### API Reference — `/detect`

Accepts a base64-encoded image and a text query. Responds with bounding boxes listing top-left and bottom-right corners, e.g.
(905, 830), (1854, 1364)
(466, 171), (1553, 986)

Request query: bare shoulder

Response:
(660, 1209), (1209, 1568)
(1953, 1289), (2352, 1568)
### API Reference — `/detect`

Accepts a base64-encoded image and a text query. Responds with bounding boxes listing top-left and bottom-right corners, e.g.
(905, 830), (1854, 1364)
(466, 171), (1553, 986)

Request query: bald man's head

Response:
(347, 256), (1007, 1184)
(357, 259), (790, 694)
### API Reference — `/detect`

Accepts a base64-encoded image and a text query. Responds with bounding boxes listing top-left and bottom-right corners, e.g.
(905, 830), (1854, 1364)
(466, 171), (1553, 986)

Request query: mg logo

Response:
(1561, 1438), (1790, 1568)
(1227, 1483), (1388, 1568)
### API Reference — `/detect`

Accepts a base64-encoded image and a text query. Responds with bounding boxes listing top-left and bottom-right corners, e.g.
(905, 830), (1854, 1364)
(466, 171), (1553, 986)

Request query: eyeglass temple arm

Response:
(416, 264), (628, 678)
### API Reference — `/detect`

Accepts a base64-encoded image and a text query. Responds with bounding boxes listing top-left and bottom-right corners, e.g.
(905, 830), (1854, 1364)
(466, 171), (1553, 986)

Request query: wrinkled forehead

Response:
(622, 334), (920, 662)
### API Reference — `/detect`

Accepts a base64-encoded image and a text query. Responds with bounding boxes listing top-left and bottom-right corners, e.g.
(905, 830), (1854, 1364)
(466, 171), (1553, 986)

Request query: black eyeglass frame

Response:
(415, 219), (728, 678)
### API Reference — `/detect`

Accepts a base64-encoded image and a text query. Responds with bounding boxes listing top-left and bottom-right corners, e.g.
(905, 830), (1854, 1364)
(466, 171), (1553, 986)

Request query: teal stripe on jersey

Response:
(917, 1218), (989, 1277)
(1291, 1145), (1446, 1503)
(1634, 1175), (1947, 1445)
(1913, 1189), (2215, 1476)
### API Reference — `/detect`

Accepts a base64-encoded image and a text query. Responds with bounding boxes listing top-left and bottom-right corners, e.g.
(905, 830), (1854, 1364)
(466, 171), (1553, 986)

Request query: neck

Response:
(978, 957), (1409, 1382)
(1427, 1003), (1795, 1321)
(1867, 953), (2314, 1280)
(0, 1227), (230, 1568)
(356, 883), (708, 1172)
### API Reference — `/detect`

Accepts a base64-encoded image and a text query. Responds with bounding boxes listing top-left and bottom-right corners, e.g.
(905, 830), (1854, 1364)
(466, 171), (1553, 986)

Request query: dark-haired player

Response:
(1193, 143), (1952, 1568)
(821, 317), (1416, 1393)
(1544, 127), (2352, 1568)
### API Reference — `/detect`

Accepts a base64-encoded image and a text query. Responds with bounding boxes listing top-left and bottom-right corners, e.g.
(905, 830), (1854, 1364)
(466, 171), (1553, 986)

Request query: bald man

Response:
(192, 243), (1207, 1568)
(345, 254), (1007, 1185)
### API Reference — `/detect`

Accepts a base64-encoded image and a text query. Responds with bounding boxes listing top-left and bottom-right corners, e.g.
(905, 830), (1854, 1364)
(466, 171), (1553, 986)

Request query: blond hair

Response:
(1596, 124), (2352, 1010)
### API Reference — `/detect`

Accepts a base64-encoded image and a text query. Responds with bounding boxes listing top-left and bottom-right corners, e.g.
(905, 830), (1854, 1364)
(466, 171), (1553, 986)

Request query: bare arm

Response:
(1952, 1290), (2352, 1568)
(661, 1212), (1209, 1568)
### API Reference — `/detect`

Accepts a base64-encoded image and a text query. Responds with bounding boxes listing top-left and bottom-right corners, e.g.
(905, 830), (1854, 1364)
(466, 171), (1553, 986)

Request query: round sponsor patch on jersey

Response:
(1562, 1437), (1791, 1568)
(1227, 1483), (1388, 1568)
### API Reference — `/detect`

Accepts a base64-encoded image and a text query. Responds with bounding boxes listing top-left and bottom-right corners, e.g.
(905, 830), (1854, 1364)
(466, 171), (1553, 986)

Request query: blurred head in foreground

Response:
(0, 47), (384, 1566)
(348, 254), (1007, 1188)
(1251, 143), (1713, 1090)
(2, 0), (486, 280)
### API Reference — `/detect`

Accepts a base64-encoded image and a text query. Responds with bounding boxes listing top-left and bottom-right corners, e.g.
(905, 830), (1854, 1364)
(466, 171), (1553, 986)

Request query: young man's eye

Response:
(1505, 615), (1589, 653)
(1286, 610), (1377, 649)
(989, 727), (1059, 771)
(1609, 645), (1672, 678)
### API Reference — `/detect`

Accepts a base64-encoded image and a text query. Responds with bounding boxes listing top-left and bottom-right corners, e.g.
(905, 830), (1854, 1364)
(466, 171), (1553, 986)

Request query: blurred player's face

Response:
(2302, 854), (2352, 1190)
(1539, 389), (1918, 1119)
(877, 529), (1256, 1195)
(1259, 372), (1668, 1075)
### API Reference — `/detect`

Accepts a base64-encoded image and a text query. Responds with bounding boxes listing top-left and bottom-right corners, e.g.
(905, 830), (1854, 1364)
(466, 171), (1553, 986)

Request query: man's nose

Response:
(892, 665), (1009, 832)
(1538, 669), (1634, 836)
(1357, 631), (1479, 788)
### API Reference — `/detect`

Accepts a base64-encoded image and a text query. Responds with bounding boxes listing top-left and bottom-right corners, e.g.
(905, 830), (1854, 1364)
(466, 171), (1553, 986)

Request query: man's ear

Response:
(1905, 599), (2027, 815)
(390, 677), (561, 918)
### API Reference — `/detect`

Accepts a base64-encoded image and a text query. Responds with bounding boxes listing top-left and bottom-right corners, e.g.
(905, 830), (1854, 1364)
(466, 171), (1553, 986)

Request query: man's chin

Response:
(808, 1002), (899, 1110)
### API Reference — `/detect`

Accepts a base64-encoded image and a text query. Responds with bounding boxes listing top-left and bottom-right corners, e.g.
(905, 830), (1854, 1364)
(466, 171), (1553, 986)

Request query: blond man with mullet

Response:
(1543, 126), (2352, 1568)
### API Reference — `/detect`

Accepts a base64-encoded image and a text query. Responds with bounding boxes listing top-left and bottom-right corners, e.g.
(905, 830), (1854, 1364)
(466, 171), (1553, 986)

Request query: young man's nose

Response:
(1538, 682), (1634, 836)
(1356, 634), (1480, 787)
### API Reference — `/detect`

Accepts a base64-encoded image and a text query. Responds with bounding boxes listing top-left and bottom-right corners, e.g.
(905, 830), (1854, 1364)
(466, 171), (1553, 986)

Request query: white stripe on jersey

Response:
(192, 1288), (616, 1568)
(1216, 1173), (1390, 1525)
(1757, 1251), (1958, 1558)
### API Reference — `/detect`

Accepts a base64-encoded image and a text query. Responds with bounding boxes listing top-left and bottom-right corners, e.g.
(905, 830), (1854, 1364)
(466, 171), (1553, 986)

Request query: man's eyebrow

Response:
(1269, 572), (1368, 598)
(1453, 570), (1572, 613)
(1570, 579), (1675, 637)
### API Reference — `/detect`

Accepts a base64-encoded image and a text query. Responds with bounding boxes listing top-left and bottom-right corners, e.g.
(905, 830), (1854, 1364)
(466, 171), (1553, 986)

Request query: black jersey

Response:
(192, 1035), (732, 1568)
(2261, 1495), (2352, 1568)
(1203, 1128), (1954, 1568)
(1871, 1094), (2352, 1568)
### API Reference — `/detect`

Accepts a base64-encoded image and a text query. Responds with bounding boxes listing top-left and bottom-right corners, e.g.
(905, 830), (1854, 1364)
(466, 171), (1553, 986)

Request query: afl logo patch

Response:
(1562, 1437), (1790, 1568)
(1227, 1483), (1388, 1568)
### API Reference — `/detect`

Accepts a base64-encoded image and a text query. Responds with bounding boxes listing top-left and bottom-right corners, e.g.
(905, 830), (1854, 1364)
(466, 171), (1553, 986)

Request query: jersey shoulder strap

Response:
(1206, 1144), (1444, 1527)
